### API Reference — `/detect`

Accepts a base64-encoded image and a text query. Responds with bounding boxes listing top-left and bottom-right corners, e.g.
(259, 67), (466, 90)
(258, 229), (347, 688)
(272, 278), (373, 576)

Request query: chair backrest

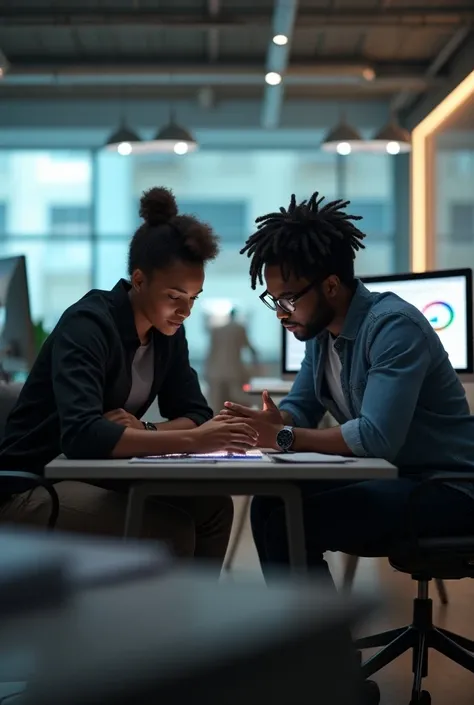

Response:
(0, 383), (22, 440)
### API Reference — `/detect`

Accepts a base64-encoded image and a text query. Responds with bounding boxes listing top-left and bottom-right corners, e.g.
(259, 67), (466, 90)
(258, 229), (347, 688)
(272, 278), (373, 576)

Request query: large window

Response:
(345, 153), (395, 276)
(0, 151), (92, 329)
(0, 203), (6, 236)
(0, 147), (398, 374)
(49, 205), (92, 237)
(178, 201), (247, 244)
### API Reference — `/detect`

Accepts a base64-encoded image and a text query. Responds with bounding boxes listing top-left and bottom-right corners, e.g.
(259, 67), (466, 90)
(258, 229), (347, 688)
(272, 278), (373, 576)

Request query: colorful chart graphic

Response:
(422, 301), (455, 331)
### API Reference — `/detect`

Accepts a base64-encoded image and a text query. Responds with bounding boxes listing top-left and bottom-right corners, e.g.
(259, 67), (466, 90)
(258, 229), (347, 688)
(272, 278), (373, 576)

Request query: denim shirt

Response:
(280, 280), (474, 475)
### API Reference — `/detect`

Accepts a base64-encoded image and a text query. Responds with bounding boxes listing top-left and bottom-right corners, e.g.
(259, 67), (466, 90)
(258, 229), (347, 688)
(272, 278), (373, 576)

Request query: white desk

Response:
(45, 456), (397, 574)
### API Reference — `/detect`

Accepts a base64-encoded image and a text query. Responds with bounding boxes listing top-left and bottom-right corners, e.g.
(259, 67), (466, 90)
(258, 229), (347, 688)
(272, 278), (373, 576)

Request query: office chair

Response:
(0, 471), (59, 529)
(355, 474), (474, 705)
(343, 554), (449, 605)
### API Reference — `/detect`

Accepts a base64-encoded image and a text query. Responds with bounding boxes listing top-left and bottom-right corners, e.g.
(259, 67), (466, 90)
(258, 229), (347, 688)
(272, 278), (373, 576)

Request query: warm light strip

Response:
(411, 70), (474, 272)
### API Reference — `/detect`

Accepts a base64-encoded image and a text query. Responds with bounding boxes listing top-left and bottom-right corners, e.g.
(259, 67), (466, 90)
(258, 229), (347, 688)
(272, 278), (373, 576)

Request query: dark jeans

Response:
(251, 479), (474, 582)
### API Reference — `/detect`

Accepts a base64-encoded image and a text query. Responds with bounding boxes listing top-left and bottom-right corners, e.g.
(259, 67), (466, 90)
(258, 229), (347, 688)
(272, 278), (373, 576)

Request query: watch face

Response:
(277, 427), (294, 451)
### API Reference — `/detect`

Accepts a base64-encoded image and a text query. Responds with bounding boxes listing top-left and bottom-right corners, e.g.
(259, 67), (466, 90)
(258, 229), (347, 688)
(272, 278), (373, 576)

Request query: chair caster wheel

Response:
(362, 679), (380, 705)
(409, 690), (431, 705)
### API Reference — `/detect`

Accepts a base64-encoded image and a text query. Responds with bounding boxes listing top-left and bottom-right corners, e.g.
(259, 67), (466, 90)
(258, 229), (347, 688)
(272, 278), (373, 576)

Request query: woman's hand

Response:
(213, 411), (282, 451)
(104, 408), (144, 431)
(190, 418), (259, 453)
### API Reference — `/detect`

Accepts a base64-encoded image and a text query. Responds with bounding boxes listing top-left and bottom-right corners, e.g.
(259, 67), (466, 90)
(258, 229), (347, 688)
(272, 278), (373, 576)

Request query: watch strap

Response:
(142, 421), (157, 431)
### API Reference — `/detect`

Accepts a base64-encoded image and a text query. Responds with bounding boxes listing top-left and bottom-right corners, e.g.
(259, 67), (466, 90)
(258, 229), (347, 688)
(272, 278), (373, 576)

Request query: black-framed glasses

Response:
(259, 280), (317, 313)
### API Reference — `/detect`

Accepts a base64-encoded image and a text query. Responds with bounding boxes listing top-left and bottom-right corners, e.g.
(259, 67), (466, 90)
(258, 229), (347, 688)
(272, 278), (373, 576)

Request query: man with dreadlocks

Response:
(219, 191), (474, 580)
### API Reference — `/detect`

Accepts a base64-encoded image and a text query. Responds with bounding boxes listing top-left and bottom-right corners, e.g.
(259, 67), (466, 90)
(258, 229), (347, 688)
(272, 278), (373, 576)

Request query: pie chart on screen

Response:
(422, 301), (455, 331)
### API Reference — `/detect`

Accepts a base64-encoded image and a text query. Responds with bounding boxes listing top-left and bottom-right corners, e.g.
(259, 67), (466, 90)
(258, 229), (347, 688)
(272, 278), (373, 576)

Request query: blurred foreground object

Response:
(0, 529), (377, 705)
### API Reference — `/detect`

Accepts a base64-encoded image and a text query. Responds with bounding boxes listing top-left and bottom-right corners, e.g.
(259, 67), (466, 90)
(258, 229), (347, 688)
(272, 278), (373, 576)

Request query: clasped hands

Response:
(214, 390), (284, 450)
(103, 407), (261, 453)
(103, 393), (283, 452)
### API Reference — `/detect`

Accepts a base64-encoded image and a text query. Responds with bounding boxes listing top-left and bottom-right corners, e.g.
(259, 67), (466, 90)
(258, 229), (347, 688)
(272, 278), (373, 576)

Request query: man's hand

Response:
(220, 390), (284, 425)
(104, 408), (144, 431)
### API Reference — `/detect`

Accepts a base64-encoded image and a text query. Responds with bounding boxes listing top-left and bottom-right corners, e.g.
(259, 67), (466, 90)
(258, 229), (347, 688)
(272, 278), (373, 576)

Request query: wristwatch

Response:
(276, 425), (295, 452)
(142, 421), (157, 431)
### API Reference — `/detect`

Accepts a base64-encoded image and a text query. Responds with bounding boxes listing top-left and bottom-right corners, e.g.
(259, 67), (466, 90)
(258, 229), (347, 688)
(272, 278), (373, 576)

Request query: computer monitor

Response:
(0, 255), (36, 374)
(281, 268), (473, 378)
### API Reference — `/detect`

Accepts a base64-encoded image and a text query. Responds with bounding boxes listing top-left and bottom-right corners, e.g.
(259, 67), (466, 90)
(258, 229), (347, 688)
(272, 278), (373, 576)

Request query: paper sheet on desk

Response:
(129, 457), (216, 463)
(272, 453), (356, 464)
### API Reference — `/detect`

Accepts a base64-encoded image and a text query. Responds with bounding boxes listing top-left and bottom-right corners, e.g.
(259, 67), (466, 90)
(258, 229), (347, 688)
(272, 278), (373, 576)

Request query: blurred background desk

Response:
(243, 377), (293, 406)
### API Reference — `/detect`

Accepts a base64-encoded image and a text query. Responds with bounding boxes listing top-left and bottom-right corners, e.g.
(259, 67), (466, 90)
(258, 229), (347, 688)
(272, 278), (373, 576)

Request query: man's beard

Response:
(292, 300), (335, 342)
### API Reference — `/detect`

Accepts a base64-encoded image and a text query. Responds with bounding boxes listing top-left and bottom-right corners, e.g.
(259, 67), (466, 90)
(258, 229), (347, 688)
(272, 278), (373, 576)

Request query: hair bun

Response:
(139, 187), (178, 226)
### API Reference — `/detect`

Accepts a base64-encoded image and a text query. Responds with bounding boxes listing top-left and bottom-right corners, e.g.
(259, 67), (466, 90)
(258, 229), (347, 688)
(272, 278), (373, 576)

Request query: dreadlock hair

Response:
(240, 192), (366, 289)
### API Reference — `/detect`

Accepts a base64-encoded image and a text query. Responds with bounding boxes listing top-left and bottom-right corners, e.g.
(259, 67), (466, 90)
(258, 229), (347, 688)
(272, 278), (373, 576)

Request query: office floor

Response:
(225, 498), (474, 705)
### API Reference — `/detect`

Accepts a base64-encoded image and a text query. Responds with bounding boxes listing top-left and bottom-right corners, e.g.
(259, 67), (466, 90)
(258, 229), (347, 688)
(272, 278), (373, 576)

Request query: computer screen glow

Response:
(283, 271), (473, 375)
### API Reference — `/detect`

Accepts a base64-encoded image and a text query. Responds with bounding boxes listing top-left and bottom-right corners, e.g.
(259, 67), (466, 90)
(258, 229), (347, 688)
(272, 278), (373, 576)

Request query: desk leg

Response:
(124, 485), (146, 538)
(123, 482), (308, 576)
(281, 486), (307, 575)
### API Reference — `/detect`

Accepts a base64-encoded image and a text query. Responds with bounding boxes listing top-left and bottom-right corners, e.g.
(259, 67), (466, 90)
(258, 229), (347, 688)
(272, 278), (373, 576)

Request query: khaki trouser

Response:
(0, 480), (234, 572)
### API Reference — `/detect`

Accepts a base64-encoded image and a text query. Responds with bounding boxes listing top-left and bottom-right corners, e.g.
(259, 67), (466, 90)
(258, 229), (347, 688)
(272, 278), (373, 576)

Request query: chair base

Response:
(355, 588), (474, 703)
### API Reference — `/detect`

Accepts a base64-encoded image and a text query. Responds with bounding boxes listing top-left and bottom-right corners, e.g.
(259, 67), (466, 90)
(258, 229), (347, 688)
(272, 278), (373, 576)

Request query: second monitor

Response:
(282, 268), (473, 377)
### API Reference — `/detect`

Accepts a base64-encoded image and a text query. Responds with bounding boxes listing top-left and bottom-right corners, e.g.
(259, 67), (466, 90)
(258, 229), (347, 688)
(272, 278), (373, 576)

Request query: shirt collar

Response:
(338, 279), (375, 341)
(316, 278), (374, 343)
(110, 279), (141, 346)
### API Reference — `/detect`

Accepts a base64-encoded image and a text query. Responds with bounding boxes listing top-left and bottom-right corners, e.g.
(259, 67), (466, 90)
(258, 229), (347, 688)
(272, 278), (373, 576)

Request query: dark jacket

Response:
(0, 279), (212, 470)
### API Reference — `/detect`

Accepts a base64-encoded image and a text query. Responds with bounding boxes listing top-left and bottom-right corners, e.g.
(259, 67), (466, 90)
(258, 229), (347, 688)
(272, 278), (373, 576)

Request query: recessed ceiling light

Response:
(273, 34), (288, 46)
(265, 71), (282, 86)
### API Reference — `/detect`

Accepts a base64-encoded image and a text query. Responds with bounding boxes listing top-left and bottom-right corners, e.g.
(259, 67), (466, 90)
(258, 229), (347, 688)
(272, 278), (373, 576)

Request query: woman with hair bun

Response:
(0, 187), (256, 570)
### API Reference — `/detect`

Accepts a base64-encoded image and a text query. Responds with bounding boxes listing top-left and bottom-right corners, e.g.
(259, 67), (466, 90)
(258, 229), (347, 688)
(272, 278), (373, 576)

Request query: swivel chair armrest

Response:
(0, 471), (59, 529)
(405, 472), (474, 555)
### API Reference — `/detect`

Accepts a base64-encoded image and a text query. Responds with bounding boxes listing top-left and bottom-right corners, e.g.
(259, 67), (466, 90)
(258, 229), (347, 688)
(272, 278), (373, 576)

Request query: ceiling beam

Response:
(4, 60), (440, 83)
(0, 85), (398, 101)
(2, 73), (440, 95)
(391, 26), (471, 113)
(402, 33), (474, 129)
(261, 0), (299, 129)
(207, 0), (220, 63)
(0, 9), (472, 29)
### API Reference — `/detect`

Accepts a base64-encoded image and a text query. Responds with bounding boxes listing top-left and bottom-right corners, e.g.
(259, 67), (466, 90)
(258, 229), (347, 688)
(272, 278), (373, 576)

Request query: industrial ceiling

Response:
(0, 1), (472, 137)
